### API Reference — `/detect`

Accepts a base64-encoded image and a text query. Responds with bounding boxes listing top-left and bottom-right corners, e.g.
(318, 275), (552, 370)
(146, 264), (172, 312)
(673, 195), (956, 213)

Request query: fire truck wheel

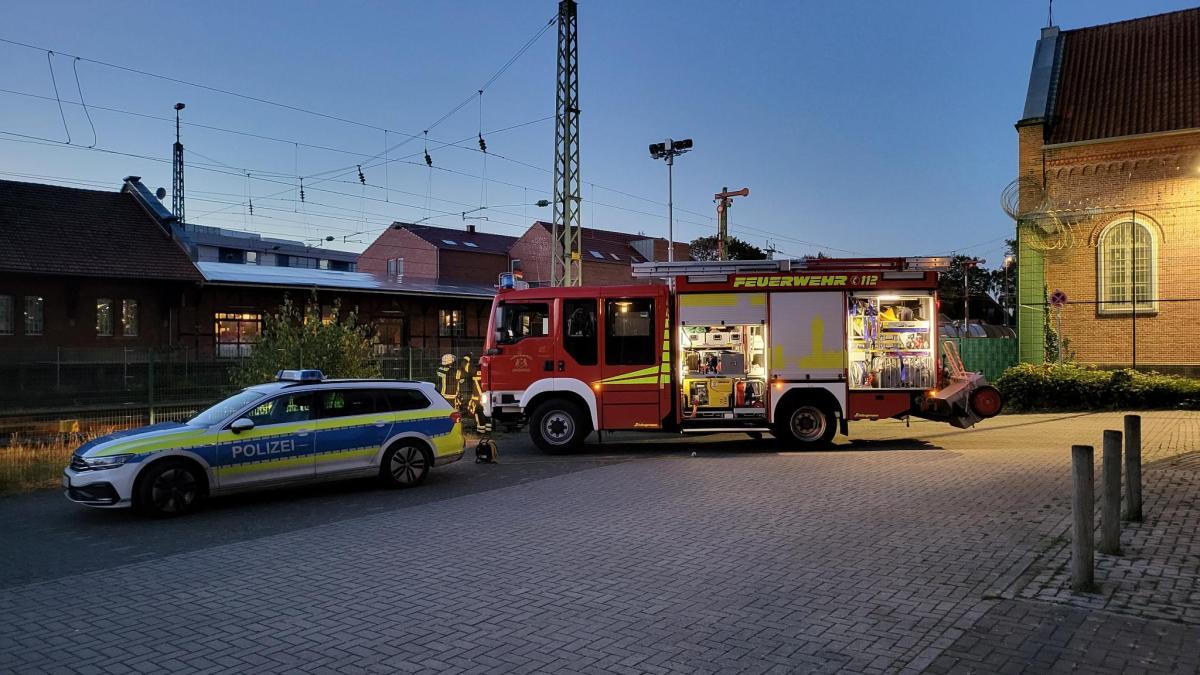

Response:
(529, 399), (590, 453)
(776, 403), (836, 448)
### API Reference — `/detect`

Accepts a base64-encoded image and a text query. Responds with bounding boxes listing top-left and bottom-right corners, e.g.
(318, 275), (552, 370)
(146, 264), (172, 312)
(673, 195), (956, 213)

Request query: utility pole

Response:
(551, 0), (582, 286)
(713, 187), (749, 260)
(172, 103), (186, 222)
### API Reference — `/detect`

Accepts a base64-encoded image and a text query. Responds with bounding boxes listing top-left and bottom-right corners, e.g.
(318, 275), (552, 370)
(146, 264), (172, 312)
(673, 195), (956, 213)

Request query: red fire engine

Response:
(480, 257), (1001, 452)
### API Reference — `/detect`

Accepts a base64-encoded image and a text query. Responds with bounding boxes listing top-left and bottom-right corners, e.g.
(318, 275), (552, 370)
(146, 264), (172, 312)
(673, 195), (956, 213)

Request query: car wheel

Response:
(135, 460), (203, 517)
(774, 402), (836, 449)
(381, 442), (430, 488)
(529, 399), (590, 453)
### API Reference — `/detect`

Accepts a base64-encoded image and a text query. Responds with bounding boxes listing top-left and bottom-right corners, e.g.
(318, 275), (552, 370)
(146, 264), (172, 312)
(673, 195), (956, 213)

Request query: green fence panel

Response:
(942, 338), (1017, 381)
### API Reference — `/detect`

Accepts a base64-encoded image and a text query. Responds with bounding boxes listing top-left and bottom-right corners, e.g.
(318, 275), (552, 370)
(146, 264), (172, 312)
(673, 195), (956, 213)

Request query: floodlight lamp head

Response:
(174, 103), (185, 111)
(648, 142), (666, 158)
(671, 138), (693, 152)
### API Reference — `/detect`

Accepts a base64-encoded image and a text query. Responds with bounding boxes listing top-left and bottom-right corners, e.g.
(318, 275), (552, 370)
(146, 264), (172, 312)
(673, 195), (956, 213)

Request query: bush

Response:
(995, 363), (1200, 411)
(233, 295), (380, 387)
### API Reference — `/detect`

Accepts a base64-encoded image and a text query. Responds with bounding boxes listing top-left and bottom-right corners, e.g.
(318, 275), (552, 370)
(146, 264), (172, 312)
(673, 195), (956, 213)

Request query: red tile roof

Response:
(532, 221), (656, 264)
(0, 179), (202, 281)
(397, 223), (517, 255)
(1048, 8), (1200, 144)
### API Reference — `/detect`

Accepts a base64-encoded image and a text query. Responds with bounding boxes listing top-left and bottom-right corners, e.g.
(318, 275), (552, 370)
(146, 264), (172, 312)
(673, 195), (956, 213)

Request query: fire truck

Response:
(479, 257), (1001, 452)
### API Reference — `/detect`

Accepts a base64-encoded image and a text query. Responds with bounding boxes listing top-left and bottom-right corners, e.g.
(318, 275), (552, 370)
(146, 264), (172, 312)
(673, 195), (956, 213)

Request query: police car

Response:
(63, 370), (465, 516)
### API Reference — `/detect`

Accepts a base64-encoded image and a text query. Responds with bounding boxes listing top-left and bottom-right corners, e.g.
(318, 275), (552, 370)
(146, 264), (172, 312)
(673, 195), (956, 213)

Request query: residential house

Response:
(508, 221), (691, 286)
(1014, 8), (1200, 372)
(357, 222), (517, 286)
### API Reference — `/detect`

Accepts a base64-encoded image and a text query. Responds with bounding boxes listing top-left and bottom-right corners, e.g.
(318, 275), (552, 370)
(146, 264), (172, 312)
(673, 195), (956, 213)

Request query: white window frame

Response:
(121, 299), (139, 337)
(1096, 215), (1158, 315)
(96, 298), (114, 336)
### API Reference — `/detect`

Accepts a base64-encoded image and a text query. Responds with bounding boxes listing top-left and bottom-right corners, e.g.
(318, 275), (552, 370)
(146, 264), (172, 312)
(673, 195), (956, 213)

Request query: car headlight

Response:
(81, 454), (135, 470)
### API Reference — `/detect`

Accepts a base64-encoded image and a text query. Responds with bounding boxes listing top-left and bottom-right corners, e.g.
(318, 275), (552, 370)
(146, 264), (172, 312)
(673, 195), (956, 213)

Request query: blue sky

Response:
(1, 1), (1194, 269)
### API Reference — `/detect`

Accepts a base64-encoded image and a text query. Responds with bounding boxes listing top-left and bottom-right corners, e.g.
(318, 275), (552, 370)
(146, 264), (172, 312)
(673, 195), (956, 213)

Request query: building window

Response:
(246, 251), (259, 265)
(374, 315), (405, 354)
(0, 295), (12, 335)
(122, 299), (139, 337)
(24, 296), (44, 336)
(329, 260), (352, 272)
(387, 258), (404, 278)
(292, 256), (316, 269)
(439, 309), (464, 337)
(1098, 218), (1157, 314)
(96, 298), (114, 336)
(215, 312), (262, 358)
(319, 259), (330, 270)
(218, 247), (245, 264)
(276, 254), (291, 267)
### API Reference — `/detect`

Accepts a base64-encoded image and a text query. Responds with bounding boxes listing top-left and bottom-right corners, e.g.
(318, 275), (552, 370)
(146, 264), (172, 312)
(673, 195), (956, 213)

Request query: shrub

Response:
(233, 294), (380, 387)
(995, 363), (1200, 411)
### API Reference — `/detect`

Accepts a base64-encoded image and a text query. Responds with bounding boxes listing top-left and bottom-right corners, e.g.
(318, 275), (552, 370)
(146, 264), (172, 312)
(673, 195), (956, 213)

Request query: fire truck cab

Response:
(480, 257), (1001, 452)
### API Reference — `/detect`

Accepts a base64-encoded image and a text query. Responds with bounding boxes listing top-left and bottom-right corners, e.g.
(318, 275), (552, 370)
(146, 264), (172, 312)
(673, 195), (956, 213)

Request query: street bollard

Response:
(1071, 444), (1095, 592)
(1124, 414), (1142, 522)
(1099, 430), (1122, 555)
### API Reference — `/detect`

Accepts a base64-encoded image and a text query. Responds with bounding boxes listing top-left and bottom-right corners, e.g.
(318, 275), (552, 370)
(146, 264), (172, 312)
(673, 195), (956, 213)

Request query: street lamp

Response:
(649, 138), (693, 262)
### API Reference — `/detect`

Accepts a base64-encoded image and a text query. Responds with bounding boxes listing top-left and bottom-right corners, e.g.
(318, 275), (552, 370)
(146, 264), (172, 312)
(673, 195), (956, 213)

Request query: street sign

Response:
(1050, 289), (1069, 308)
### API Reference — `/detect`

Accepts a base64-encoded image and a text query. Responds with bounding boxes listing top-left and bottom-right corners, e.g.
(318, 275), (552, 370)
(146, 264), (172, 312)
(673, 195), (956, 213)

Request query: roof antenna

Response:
(1047, 0), (1053, 27)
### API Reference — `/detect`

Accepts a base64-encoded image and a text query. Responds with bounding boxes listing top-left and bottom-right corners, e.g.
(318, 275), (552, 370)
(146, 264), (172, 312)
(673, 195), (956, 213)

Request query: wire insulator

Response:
(357, 165), (365, 184)
(299, 177), (305, 202)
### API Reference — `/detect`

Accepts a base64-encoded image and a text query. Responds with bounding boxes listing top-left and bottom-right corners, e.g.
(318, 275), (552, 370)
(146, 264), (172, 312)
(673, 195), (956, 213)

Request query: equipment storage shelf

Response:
(848, 293), (936, 390)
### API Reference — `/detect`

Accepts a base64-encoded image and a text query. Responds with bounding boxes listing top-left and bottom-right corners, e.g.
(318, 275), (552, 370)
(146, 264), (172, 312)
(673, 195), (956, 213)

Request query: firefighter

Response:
(436, 354), (458, 404)
(455, 354), (475, 414)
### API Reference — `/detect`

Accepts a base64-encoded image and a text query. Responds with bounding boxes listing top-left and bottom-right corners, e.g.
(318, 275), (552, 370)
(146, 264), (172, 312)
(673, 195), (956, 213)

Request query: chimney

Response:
(467, 223), (476, 234)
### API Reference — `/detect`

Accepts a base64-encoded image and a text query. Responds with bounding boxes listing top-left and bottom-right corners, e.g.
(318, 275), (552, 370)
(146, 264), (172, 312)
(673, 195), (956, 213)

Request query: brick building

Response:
(508, 221), (691, 286)
(0, 177), (203, 354)
(357, 223), (516, 286)
(0, 177), (495, 361)
(1014, 9), (1200, 372)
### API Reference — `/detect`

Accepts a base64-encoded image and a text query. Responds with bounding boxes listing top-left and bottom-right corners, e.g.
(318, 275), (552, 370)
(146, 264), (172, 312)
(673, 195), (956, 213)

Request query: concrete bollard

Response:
(1124, 414), (1142, 522)
(1071, 444), (1095, 592)
(1099, 430), (1123, 555)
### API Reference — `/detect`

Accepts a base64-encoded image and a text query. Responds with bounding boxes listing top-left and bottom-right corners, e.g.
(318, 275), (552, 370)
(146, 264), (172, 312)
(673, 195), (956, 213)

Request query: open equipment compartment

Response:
(847, 292), (936, 390)
(676, 293), (768, 423)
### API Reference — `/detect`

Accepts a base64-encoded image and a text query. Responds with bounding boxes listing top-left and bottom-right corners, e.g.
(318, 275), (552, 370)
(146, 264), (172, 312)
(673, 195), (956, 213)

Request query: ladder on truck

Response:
(631, 256), (951, 280)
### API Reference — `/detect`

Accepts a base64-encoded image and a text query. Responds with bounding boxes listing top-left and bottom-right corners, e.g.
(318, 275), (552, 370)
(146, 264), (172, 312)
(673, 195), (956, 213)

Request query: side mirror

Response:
(230, 418), (255, 434)
(486, 347), (503, 356)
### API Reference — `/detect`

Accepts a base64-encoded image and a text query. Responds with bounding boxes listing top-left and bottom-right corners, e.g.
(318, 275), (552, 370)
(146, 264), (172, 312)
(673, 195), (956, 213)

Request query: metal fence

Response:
(0, 342), (484, 442)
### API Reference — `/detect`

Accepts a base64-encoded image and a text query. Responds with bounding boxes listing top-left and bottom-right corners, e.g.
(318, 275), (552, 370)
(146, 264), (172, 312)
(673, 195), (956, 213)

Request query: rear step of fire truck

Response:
(919, 341), (1003, 428)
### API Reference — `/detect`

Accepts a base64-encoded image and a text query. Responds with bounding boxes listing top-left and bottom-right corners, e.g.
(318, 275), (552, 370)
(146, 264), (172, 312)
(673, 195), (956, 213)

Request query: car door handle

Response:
(375, 422), (387, 428)
(296, 430), (311, 437)
(558, 360), (565, 372)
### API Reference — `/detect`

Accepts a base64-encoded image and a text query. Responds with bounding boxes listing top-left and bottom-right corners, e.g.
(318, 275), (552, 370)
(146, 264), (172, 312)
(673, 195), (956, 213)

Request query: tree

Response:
(233, 294), (380, 387)
(689, 234), (767, 261)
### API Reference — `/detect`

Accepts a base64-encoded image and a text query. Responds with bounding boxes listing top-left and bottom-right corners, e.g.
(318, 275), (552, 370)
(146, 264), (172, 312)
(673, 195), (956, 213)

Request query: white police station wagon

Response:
(63, 370), (464, 516)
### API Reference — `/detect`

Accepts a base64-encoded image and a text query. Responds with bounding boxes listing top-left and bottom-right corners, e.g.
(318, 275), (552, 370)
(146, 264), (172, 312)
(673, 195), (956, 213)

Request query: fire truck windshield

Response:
(494, 302), (550, 344)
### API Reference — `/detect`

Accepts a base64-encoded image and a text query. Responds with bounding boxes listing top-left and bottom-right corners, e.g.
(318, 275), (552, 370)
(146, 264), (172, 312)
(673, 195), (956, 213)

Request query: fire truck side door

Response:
(490, 300), (555, 393)
(560, 296), (600, 378)
(598, 296), (663, 429)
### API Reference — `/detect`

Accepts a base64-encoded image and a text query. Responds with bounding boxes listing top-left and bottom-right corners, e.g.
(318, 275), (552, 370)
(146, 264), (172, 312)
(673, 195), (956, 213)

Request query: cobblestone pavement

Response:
(1, 412), (1199, 673)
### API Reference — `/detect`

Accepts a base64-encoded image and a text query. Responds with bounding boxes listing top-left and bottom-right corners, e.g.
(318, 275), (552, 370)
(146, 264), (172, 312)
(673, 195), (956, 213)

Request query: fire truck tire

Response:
(529, 399), (590, 453)
(774, 402), (836, 448)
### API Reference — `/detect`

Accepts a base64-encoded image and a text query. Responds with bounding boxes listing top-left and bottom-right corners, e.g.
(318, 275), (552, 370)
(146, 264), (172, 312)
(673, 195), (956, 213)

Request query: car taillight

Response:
(450, 411), (461, 425)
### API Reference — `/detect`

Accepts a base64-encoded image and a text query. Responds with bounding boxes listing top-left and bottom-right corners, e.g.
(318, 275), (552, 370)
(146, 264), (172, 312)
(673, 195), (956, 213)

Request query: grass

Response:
(0, 431), (109, 496)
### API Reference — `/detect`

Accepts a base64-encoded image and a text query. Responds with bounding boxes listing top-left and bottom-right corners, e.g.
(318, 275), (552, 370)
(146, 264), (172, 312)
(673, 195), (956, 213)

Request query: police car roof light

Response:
(276, 369), (325, 382)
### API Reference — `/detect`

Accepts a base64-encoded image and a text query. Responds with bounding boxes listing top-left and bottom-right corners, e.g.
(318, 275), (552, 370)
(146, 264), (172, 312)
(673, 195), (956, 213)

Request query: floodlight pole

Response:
(667, 153), (674, 262)
(649, 138), (692, 262)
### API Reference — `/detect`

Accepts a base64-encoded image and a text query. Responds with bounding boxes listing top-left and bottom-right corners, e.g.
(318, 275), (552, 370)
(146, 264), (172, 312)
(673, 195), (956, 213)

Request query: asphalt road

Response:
(0, 429), (753, 589)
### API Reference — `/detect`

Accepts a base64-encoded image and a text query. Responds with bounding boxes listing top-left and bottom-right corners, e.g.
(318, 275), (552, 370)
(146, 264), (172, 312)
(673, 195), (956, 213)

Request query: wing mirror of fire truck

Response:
(486, 347), (503, 356)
